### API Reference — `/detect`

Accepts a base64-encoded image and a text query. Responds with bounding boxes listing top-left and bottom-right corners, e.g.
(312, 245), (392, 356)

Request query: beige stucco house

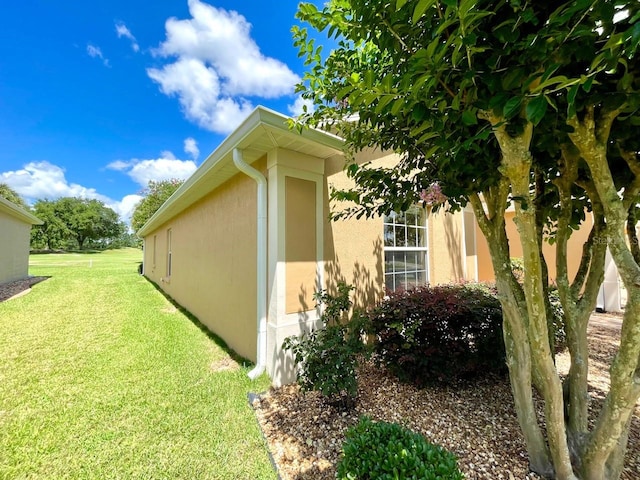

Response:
(0, 196), (42, 285)
(138, 106), (610, 385)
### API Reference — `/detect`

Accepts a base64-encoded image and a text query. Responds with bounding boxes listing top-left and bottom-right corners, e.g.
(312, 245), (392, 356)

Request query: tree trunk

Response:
(534, 169), (557, 358)
(501, 283), (556, 477)
(567, 107), (640, 479)
(554, 173), (606, 454)
(511, 186), (577, 480)
(581, 292), (640, 479)
(496, 124), (577, 480)
(470, 193), (554, 477)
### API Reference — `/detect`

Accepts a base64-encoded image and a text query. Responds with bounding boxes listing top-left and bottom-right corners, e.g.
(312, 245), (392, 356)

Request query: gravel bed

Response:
(252, 315), (639, 479)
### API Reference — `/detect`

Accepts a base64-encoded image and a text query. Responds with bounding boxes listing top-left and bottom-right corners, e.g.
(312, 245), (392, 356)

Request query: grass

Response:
(0, 248), (276, 480)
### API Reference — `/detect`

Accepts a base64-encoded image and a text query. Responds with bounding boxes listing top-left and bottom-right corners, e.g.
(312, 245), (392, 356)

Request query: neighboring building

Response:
(0, 196), (42, 284)
(138, 106), (616, 385)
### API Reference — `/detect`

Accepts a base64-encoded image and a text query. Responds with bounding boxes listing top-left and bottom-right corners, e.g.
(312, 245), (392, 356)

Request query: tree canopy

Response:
(0, 183), (29, 210)
(294, 1), (640, 479)
(131, 179), (184, 234)
(31, 197), (124, 250)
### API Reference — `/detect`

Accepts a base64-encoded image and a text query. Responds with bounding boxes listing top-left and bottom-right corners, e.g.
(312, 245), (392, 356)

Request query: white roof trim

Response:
(0, 196), (43, 225)
(137, 106), (344, 237)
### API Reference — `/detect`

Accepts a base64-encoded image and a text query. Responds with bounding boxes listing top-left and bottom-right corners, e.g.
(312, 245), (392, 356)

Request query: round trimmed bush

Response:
(337, 416), (464, 480)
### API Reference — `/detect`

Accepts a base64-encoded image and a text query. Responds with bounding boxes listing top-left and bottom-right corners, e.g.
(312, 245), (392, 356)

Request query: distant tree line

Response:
(0, 179), (184, 250)
(30, 197), (126, 250)
(0, 183), (134, 251)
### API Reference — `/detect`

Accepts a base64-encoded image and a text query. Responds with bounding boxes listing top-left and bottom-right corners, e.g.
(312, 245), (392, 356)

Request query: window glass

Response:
(166, 229), (172, 277)
(384, 223), (395, 247)
(383, 206), (428, 291)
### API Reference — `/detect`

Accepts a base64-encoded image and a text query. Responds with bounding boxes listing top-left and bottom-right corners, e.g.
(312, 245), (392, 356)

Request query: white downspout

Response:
(233, 148), (267, 380)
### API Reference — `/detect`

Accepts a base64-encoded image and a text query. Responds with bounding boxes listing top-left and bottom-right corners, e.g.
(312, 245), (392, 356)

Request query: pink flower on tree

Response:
(419, 183), (447, 207)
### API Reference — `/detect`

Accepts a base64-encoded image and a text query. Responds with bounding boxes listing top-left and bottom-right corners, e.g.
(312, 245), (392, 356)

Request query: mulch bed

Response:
(252, 315), (639, 480)
(0, 276), (48, 303)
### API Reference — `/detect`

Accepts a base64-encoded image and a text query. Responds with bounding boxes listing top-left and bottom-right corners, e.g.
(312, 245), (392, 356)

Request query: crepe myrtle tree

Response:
(292, 1), (640, 479)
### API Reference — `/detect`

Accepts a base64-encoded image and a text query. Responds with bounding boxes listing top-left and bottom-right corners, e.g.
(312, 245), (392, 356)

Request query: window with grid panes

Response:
(383, 206), (428, 291)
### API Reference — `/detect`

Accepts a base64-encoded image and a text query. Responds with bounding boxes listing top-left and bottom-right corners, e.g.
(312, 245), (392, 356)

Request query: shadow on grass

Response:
(142, 276), (253, 369)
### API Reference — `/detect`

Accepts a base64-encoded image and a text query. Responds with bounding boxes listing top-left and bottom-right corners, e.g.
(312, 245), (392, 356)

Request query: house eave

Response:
(0, 197), (43, 225)
(137, 106), (344, 237)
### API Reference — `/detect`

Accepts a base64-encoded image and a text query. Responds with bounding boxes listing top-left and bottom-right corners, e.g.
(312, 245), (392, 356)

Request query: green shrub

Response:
(282, 282), (367, 407)
(337, 416), (464, 480)
(367, 283), (506, 384)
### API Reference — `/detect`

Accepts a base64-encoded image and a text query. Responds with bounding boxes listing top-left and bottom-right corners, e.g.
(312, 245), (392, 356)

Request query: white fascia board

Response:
(0, 197), (43, 225)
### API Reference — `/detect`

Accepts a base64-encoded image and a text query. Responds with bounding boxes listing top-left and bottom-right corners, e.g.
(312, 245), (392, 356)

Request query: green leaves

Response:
(462, 109), (478, 126)
(503, 96), (523, 119)
(337, 417), (464, 480)
(0, 183), (28, 209)
(131, 179), (184, 233)
(282, 282), (368, 406)
(525, 96), (548, 126)
(293, 0), (640, 222)
(412, 0), (434, 24)
(32, 197), (123, 250)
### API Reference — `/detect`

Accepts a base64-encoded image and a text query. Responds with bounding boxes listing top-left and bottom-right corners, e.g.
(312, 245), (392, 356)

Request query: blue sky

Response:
(0, 0), (322, 223)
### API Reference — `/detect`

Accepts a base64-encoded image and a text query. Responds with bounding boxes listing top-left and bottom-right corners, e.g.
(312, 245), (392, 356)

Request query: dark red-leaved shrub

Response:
(367, 283), (506, 384)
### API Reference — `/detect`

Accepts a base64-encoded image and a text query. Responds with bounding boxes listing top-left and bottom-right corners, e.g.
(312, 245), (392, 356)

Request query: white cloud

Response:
(112, 194), (144, 225)
(87, 44), (110, 67)
(115, 22), (140, 52)
(0, 161), (140, 224)
(0, 161), (183, 227)
(184, 137), (199, 159)
(1, 161), (110, 203)
(147, 0), (299, 134)
(288, 96), (315, 117)
(106, 160), (129, 171)
(106, 153), (197, 188)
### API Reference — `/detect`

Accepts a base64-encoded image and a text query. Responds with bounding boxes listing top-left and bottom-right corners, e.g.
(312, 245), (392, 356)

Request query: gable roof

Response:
(0, 196), (43, 225)
(137, 106), (344, 237)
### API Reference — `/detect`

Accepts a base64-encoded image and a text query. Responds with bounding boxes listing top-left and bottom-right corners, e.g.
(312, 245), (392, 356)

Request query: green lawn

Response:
(0, 249), (276, 480)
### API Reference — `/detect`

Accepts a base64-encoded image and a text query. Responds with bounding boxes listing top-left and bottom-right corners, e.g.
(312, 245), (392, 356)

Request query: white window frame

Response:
(152, 235), (157, 269)
(166, 229), (172, 278)
(383, 206), (429, 291)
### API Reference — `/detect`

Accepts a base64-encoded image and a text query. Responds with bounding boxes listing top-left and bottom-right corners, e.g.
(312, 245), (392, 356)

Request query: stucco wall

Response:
(323, 149), (477, 306)
(143, 160), (263, 362)
(323, 148), (481, 305)
(266, 148), (328, 386)
(476, 210), (595, 283)
(0, 210), (32, 284)
(285, 177), (317, 314)
(428, 209), (467, 284)
(323, 149), (392, 309)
